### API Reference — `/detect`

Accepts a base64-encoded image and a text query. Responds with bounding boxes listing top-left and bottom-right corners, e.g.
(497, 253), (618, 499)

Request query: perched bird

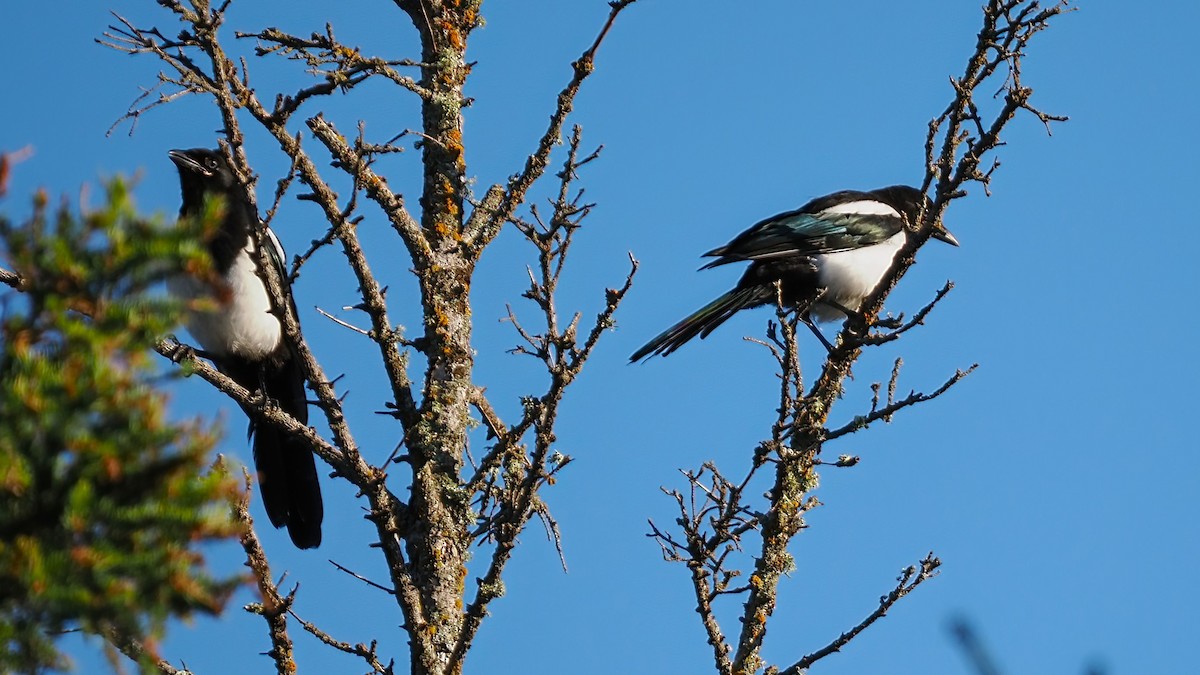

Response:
(168, 147), (323, 549)
(630, 185), (959, 361)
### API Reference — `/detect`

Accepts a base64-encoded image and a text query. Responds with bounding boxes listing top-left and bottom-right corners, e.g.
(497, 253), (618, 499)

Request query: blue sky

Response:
(4, 1), (1198, 673)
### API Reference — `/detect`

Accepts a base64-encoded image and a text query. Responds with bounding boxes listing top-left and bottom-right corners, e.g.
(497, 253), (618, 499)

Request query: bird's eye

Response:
(206, 158), (218, 169)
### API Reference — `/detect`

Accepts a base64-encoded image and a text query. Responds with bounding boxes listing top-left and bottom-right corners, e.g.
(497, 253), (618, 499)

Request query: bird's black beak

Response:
(933, 227), (960, 247)
(168, 149), (211, 177)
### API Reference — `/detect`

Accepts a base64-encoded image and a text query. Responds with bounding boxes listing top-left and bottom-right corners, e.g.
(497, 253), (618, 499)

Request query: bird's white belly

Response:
(811, 232), (905, 322)
(168, 248), (282, 359)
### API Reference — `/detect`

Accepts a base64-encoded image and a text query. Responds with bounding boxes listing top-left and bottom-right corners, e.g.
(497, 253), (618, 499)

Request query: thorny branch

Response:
(649, 2), (1069, 673)
(235, 25), (429, 115)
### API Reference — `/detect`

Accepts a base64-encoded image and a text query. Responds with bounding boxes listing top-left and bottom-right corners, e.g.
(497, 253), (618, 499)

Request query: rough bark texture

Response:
(402, 5), (478, 671)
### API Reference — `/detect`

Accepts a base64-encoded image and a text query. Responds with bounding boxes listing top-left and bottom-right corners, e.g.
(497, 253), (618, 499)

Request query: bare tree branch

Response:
(103, 628), (193, 675)
(0, 265), (22, 290)
(454, 124), (637, 668)
(463, 0), (639, 250)
(290, 607), (395, 675)
(235, 469), (298, 675)
(778, 554), (942, 674)
(825, 364), (979, 442)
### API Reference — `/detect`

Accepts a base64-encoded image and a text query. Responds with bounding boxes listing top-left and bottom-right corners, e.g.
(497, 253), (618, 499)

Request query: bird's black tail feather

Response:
(256, 355), (322, 549)
(630, 286), (773, 361)
(225, 353), (323, 549)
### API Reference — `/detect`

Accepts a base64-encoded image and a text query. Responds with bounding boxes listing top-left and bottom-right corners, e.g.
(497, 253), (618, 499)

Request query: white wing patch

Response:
(265, 226), (288, 275)
(817, 199), (901, 218)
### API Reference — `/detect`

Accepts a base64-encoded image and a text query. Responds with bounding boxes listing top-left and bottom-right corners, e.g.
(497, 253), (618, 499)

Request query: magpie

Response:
(629, 185), (959, 361)
(167, 148), (323, 549)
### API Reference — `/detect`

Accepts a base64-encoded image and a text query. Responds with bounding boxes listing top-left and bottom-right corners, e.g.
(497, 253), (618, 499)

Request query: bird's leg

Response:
(794, 291), (837, 353)
(255, 368), (274, 409)
(800, 312), (835, 353)
(163, 335), (217, 362)
(822, 298), (878, 342)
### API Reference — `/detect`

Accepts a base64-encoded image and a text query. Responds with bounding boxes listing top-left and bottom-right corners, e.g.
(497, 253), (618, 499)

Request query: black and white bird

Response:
(168, 147), (323, 549)
(629, 185), (959, 361)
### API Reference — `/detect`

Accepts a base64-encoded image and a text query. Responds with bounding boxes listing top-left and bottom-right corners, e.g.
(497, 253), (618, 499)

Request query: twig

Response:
(853, 281), (956, 348)
(453, 117), (639, 671)
(315, 305), (371, 336)
(235, 469), (297, 675)
(103, 628), (192, 675)
(289, 608), (394, 674)
(328, 559), (397, 596)
(0, 266), (23, 290)
(825, 364), (979, 441)
(463, 0), (640, 249)
(779, 553), (942, 673)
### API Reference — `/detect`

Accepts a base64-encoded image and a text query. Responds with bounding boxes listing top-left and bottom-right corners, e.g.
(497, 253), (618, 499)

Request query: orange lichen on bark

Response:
(444, 128), (464, 156)
(436, 19), (465, 51)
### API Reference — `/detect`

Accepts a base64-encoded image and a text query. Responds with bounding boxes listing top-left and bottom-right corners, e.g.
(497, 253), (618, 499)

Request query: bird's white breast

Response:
(167, 245), (283, 360)
(811, 231), (905, 322)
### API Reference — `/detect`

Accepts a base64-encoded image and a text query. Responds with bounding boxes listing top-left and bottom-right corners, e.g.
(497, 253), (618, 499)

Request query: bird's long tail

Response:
(630, 286), (772, 361)
(229, 355), (323, 549)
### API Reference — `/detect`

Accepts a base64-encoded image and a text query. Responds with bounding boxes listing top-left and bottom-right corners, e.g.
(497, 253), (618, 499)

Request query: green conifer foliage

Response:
(0, 180), (243, 672)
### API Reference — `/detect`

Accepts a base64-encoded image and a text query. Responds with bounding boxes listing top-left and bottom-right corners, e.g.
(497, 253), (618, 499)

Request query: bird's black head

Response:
(871, 185), (959, 247)
(169, 148), (238, 214)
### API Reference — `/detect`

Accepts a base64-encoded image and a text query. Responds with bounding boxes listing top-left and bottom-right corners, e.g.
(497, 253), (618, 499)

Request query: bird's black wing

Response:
(701, 207), (905, 269)
(263, 225), (288, 283)
(253, 225), (323, 549)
